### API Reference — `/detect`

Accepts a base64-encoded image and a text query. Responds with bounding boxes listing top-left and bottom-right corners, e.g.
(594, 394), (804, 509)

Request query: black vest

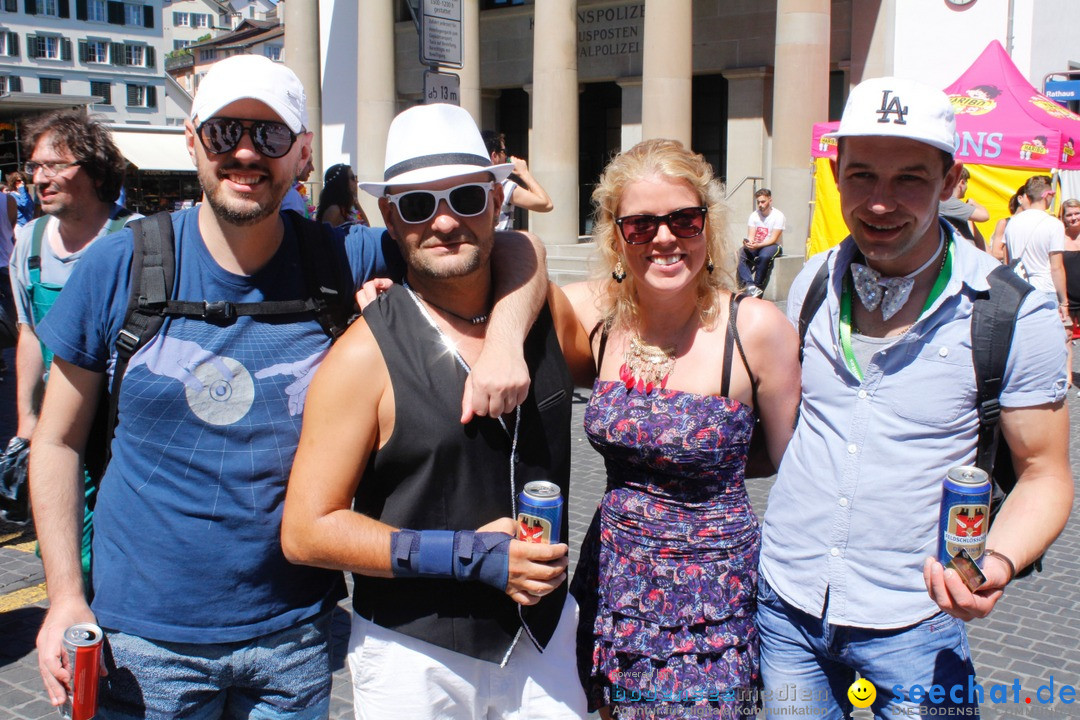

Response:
(353, 283), (573, 664)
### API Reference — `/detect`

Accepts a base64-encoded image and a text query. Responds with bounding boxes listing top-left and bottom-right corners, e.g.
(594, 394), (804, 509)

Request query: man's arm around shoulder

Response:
(32, 359), (105, 708)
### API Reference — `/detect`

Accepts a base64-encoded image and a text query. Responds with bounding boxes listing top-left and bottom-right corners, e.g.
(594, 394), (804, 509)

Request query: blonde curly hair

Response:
(590, 138), (737, 333)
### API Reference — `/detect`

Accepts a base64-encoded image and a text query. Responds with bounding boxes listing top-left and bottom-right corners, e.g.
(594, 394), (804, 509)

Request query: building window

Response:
(38, 0), (58, 16)
(88, 0), (106, 22)
(263, 44), (281, 62)
(39, 77), (61, 94)
(85, 40), (108, 63)
(194, 13), (209, 28)
(173, 11), (189, 26)
(91, 80), (111, 104)
(126, 83), (156, 108)
(124, 3), (144, 26)
(0, 30), (17, 57)
(38, 35), (60, 59)
(199, 48), (216, 62)
(2, 0), (16, 12)
(173, 39), (189, 51)
(0, 74), (20, 92)
(125, 43), (144, 66)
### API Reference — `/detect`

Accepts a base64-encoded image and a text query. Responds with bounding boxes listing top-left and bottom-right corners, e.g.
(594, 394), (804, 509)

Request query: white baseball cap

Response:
(191, 55), (308, 133)
(825, 76), (956, 156)
(360, 104), (513, 196)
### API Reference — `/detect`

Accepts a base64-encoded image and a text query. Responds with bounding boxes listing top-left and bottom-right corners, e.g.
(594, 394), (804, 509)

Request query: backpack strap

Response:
(27, 217), (49, 284)
(726, 293), (759, 410)
(797, 255), (832, 363)
(972, 265), (1032, 487)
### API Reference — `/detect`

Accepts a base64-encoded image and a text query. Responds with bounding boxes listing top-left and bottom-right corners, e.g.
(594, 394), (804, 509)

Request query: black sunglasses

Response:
(385, 182), (493, 224)
(615, 206), (708, 245)
(196, 117), (297, 158)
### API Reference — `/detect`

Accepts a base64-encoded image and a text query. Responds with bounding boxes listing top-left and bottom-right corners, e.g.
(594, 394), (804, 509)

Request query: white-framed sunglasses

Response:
(384, 182), (493, 224)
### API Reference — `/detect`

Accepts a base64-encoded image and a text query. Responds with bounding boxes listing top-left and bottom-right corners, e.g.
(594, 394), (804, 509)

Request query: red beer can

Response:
(61, 622), (103, 720)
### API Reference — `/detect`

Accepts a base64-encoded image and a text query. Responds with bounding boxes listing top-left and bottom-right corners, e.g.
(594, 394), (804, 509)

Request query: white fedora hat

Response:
(360, 104), (514, 196)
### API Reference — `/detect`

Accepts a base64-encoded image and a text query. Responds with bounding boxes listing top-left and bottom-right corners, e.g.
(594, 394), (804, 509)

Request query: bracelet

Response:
(984, 549), (1016, 585)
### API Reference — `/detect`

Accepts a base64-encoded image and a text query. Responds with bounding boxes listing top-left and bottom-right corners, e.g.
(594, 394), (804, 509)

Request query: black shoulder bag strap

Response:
(286, 210), (357, 339)
(797, 255), (832, 363)
(972, 266), (1031, 495)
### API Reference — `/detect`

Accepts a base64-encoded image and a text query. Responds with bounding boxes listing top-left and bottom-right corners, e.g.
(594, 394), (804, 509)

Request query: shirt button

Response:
(839, 497), (849, 507)
(858, 390), (868, 399)
(847, 443), (857, 454)
(830, 547), (840, 557)
(939, 347), (949, 357)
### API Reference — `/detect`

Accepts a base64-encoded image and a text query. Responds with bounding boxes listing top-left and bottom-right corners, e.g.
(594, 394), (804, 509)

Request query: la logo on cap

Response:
(876, 90), (909, 125)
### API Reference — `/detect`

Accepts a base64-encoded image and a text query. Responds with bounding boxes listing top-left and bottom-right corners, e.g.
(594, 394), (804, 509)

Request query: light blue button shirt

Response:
(759, 231), (1067, 629)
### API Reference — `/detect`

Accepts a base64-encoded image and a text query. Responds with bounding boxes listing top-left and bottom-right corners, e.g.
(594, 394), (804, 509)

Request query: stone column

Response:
(640, 0), (691, 145)
(723, 67), (771, 245)
(850, 0), (895, 83)
(356, 0), (397, 228)
(616, 77), (642, 152)
(460, 0), (481, 120)
(283, 0), (321, 182)
(530, 0), (579, 245)
(769, 0), (830, 258)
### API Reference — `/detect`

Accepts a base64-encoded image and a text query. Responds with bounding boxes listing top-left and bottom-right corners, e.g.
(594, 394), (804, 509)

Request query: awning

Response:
(109, 128), (194, 173)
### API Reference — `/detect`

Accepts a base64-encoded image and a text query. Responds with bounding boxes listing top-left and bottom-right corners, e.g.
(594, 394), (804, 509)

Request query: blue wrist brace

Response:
(390, 529), (510, 591)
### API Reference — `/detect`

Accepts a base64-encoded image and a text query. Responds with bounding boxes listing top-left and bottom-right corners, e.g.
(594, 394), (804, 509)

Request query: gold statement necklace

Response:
(619, 334), (676, 393)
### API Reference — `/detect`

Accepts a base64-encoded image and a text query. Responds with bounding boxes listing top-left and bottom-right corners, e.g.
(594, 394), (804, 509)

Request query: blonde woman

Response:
(565, 139), (800, 718)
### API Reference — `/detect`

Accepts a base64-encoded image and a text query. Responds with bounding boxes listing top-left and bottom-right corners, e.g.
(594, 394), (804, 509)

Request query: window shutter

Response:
(145, 45), (154, 68)
(24, 0), (35, 15)
(26, 34), (36, 58)
(5, 0), (17, 11)
(9, 75), (20, 91)
(75, 0), (85, 19)
(60, 37), (71, 60)
(110, 41), (123, 64)
(9, 32), (17, 58)
(78, 38), (87, 62)
(147, 85), (156, 108)
(107, 0), (121, 24)
(126, 83), (137, 106)
(143, 4), (152, 28)
(58, 0), (69, 17)
(102, 83), (111, 104)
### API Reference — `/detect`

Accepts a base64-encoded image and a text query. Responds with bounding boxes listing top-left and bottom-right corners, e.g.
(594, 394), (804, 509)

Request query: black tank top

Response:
(353, 283), (573, 664)
(1063, 249), (1080, 313)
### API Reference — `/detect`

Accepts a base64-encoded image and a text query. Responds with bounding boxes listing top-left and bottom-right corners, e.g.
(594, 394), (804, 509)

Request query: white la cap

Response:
(191, 55), (308, 133)
(360, 103), (513, 196)
(825, 76), (956, 156)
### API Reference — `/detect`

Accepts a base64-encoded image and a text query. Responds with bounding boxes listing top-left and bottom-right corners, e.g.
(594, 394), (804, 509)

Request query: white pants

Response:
(347, 597), (587, 720)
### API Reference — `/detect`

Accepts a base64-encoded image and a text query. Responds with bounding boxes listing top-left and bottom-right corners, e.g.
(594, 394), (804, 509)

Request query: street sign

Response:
(424, 70), (461, 106)
(1045, 80), (1080, 102)
(420, 0), (462, 69)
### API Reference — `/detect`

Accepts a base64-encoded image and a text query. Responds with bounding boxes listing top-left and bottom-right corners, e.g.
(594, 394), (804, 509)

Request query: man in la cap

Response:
(31, 56), (547, 716)
(281, 103), (593, 719)
(756, 77), (1071, 717)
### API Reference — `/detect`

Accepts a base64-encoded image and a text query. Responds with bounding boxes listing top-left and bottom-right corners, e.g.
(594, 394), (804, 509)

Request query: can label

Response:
(61, 622), (103, 720)
(517, 480), (563, 545)
(938, 466), (991, 567)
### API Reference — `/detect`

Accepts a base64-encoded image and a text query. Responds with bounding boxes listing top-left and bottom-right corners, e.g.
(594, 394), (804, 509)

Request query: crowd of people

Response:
(4, 53), (1074, 720)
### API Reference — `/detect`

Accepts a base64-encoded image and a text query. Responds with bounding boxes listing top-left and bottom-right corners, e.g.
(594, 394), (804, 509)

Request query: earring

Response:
(612, 260), (626, 283)
(706, 254), (715, 274)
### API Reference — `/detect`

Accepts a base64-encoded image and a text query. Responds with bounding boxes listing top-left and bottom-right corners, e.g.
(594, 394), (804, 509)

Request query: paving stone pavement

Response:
(2, 354), (1080, 718)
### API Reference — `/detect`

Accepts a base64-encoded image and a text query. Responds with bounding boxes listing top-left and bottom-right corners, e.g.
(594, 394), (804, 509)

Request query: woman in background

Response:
(316, 163), (368, 227)
(565, 139), (800, 719)
(1059, 197), (1080, 384)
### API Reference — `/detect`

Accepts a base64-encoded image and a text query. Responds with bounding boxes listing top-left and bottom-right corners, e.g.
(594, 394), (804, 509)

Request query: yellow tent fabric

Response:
(808, 159), (1044, 258)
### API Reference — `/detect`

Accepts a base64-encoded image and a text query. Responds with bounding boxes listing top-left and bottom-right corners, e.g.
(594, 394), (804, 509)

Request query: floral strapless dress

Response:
(571, 379), (761, 717)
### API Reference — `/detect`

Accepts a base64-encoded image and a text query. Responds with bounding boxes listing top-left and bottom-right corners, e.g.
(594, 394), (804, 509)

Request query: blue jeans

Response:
(756, 575), (978, 720)
(737, 244), (781, 287)
(98, 612), (333, 719)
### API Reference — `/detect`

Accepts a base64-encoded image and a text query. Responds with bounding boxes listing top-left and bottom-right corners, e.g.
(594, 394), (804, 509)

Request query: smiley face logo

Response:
(848, 678), (876, 708)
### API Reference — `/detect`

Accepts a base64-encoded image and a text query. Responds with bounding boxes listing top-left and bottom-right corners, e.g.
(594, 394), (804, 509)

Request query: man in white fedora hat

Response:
(282, 103), (594, 719)
(30, 55), (547, 716)
(756, 76), (1070, 718)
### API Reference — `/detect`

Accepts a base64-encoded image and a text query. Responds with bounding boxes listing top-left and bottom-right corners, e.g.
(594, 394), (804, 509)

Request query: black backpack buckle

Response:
(978, 397), (1001, 425)
(202, 301), (236, 321)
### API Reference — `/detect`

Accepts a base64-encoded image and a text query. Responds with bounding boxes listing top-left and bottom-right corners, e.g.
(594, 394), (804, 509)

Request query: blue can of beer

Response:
(517, 481), (563, 544)
(938, 465), (991, 567)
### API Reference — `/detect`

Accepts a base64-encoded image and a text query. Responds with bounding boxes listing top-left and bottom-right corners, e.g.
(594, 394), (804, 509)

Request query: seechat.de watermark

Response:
(886, 676), (1077, 716)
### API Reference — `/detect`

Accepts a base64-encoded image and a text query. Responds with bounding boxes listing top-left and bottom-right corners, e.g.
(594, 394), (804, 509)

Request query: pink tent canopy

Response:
(811, 40), (1080, 169)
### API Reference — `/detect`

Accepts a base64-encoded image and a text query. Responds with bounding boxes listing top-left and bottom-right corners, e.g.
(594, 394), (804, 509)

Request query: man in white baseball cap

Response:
(282, 103), (593, 719)
(31, 54), (547, 716)
(756, 76), (1070, 717)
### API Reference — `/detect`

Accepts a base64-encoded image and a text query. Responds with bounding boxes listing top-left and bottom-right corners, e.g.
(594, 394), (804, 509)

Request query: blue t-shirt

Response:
(38, 207), (399, 643)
